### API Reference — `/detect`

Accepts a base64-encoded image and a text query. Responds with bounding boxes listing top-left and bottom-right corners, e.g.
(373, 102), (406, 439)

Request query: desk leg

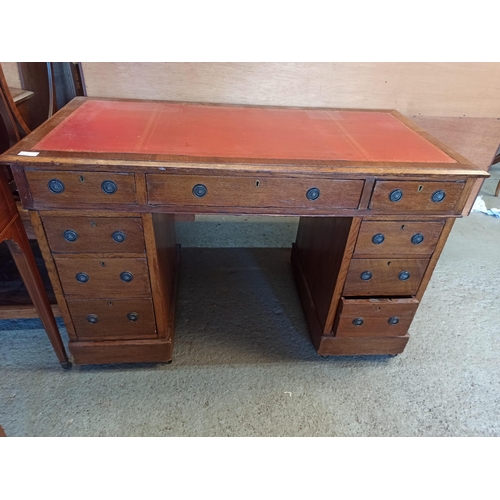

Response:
(292, 217), (360, 352)
(6, 220), (70, 368)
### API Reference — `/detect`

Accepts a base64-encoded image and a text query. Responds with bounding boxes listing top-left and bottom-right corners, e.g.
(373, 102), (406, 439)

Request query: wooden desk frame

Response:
(0, 98), (488, 365)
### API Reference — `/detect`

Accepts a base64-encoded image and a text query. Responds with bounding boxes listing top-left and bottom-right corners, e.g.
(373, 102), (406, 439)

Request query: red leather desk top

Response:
(33, 100), (455, 163)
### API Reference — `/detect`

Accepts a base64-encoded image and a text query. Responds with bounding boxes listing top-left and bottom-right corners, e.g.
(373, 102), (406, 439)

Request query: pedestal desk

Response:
(0, 98), (488, 365)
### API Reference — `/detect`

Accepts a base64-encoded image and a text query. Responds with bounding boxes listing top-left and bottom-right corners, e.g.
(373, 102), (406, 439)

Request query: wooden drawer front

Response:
(67, 298), (157, 341)
(43, 216), (145, 254)
(354, 220), (445, 257)
(147, 174), (364, 210)
(335, 298), (418, 338)
(369, 181), (465, 213)
(26, 170), (137, 207)
(54, 257), (151, 298)
(343, 258), (429, 297)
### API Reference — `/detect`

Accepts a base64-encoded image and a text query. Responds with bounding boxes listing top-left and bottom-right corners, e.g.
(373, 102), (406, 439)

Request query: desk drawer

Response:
(335, 298), (418, 337)
(146, 174), (364, 210)
(43, 216), (145, 254)
(54, 256), (151, 298)
(67, 298), (157, 341)
(369, 181), (465, 213)
(354, 220), (445, 257)
(343, 258), (429, 297)
(26, 170), (137, 207)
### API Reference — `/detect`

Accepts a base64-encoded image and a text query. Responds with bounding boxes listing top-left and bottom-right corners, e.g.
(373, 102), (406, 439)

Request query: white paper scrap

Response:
(18, 151), (40, 156)
(471, 195), (500, 218)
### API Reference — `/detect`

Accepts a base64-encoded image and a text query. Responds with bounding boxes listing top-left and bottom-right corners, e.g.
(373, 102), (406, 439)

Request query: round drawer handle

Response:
(101, 180), (117, 194)
(306, 187), (320, 201)
(388, 316), (400, 325)
(411, 233), (424, 245)
(87, 314), (99, 324)
(389, 189), (403, 202)
(398, 270), (411, 281)
(431, 190), (446, 203)
(76, 272), (89, 283)
(360, 271), (372, 281)
(372, 233), (385, 245)
(120, 271), (134, 282)
(48, 179), (65, 194)
(127, 312), (139, 322)
(352, 317), (364, 326)
(63, 229), (78, 242)
(192, 184), (207, 198)
(112, 231), (126, 243)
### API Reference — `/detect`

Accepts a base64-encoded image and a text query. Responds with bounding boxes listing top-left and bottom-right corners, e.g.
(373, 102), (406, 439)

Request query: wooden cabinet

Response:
(1, 98), (488, 364)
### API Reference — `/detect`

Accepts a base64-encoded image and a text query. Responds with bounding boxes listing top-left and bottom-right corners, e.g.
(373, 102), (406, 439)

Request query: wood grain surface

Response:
(343, 258), (429, 297)
(334, 298), (419, 338)
(42, 216), (145, 254)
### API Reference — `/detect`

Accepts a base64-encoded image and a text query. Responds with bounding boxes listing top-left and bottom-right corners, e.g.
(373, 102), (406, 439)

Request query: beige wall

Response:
(81, 62), (500, 117)
(1, 62), (21, 87)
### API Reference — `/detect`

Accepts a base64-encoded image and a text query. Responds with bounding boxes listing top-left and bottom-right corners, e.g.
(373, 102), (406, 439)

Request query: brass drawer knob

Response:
(306, 187), (320, 201)
(48, 179), (65, 194)
(63, 229), (78, 242)
(398, 270), (410, 281)
(372, 233), (385, 244)
(388, 316), (400, 325)
(192, 184), (207, 198)
(87, 314), (99, 324)
(389, 189), (403, 202)
(127, 312), (139, 322)
(76, 272), (89, 283)
(411, 233), (424, 245)
(352, 317), (364, 326)
(360, 271), (372, 281)
(101, 180), (117, 194)
(431, 190), (446, 203)
(120, 271), (134, 282)
(112, 231), (126, 243)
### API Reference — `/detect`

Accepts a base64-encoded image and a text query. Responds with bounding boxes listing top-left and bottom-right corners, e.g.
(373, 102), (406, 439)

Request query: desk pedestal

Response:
(31, 209), (453, 364)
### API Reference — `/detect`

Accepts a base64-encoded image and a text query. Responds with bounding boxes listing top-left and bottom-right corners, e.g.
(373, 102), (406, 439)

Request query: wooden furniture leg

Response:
(1, 168), (70, 369)
(5, 223), (71, 368)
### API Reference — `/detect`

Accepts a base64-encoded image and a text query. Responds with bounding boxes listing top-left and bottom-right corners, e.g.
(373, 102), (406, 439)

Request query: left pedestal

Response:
(31, 211), (180, 365)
